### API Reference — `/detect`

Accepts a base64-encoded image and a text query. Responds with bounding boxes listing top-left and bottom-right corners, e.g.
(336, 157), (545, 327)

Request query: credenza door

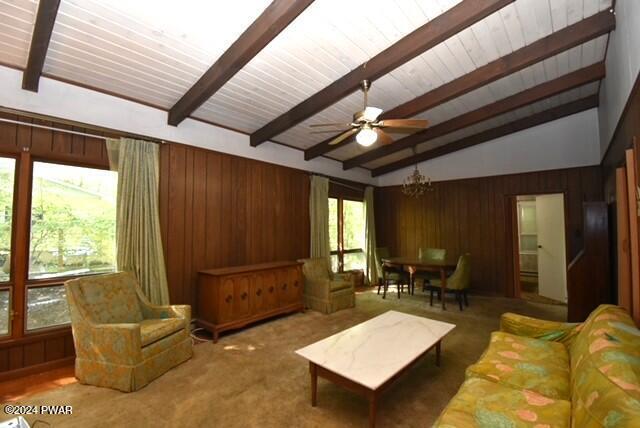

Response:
(233, 275), (251, 319)
(263, 270), (278, 310)
(217, 277), (235, 323)
(250, 273), (267, 315)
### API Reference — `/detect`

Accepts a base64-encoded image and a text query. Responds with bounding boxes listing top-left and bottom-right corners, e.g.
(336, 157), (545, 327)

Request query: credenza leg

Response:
(436, 340), (441, 367)
(310, 362), (318, 407)
(213, 330), (219, 343)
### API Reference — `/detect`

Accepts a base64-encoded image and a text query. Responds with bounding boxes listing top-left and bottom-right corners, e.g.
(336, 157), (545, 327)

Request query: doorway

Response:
(514, 194), (568, 306)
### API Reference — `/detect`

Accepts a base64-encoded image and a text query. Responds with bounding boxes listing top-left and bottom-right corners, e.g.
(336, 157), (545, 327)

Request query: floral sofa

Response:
(434, 304), (640, 427)
(65, 272), (192, 392)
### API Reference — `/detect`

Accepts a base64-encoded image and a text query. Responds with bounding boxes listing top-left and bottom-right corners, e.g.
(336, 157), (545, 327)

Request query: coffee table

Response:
(295, 310), (455, 427)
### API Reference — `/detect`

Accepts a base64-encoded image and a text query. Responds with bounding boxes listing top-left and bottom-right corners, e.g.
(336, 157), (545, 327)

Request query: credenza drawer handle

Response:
(256, 288), (262, 296)
(241, 292), (248, 300)
(269, 286), (274, 293)
(282, 283), (287, 290)
(294, 280), (299, 288)
(225, 295), (232, 303)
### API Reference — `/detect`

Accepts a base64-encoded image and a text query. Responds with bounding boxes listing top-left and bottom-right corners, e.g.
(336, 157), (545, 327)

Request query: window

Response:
(25, 162), (117, 330)
(0, 157), (15, 336)
(329, 197), (366, 272)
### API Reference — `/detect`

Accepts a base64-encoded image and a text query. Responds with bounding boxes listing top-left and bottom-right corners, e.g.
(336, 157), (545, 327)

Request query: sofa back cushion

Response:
(300, 258), (330, 281)
(68, 272), (144, 324)
(570, 305), (640, 426)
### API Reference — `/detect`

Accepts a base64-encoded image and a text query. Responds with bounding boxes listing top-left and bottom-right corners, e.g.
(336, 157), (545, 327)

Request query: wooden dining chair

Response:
(425, 254), (471, 310)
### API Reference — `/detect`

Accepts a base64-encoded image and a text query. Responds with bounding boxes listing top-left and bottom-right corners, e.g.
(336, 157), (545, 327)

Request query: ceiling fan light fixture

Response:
(356, 125), (377, 147)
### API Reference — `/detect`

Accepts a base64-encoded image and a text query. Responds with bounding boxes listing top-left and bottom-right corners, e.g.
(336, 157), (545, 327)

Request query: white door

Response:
(535, 194), (567, 302)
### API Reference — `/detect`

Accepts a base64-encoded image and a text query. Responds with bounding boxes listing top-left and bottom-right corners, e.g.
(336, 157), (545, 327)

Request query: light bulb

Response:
(356, 127), (377, 146)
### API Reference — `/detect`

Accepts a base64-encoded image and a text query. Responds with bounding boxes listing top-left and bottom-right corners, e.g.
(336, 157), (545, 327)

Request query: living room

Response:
(0, 0), (639, 427)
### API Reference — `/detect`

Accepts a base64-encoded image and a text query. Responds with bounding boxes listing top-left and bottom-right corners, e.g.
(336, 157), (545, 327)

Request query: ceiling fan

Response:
(310, 80), (429, 147)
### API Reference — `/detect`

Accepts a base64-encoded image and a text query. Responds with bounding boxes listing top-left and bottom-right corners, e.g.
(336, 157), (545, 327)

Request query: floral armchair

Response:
(298, 257), (355, 314)
(65, 272), (192, 392)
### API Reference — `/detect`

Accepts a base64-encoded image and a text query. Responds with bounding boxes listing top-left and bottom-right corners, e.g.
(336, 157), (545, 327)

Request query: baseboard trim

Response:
(0, 356), (75, 382)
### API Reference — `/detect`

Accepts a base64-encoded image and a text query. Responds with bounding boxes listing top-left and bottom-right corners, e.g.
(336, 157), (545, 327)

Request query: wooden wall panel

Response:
(375, 166), (603, 296)
(158, 143), (310, 311)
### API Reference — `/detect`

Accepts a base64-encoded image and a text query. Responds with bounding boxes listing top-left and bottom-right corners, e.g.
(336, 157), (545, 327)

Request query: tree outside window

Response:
(329, 197), (365, 273)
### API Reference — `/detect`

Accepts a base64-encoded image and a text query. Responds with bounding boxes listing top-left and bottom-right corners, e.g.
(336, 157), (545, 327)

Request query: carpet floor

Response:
(2, 290), (566, 428)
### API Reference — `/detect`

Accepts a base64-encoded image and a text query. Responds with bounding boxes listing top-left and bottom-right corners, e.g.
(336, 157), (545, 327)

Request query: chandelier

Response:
(402, 149), (433, 198)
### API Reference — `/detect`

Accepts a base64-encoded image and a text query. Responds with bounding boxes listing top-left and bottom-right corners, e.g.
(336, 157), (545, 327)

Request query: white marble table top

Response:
(295, 310), (455, 390)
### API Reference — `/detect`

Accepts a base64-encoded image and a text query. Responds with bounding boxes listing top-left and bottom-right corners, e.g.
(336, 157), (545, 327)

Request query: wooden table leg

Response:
(436, 341), (441, 367)
(440, 268), (447, 310)
(310, 362), (317, 406)
(368, 391), (377, 428)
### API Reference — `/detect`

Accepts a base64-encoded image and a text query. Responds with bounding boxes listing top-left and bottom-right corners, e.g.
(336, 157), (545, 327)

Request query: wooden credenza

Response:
(197, 261), (304, 341)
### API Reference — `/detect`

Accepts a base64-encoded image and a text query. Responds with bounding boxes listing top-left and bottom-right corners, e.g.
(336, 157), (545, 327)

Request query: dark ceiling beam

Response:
(168, 0), (315, 126)
(371, 95), (599, 177)
(249, 0), (514, 147)
(22, 0), (61, 92)
(343, 62), (605, 170)
(305, 10), (615, 160)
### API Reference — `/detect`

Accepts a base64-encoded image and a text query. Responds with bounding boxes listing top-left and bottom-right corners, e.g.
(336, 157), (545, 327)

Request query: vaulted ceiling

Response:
(0, 0), (615, 175)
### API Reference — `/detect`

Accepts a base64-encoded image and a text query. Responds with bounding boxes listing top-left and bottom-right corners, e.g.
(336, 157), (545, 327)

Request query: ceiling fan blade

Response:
(328, 128), (359, 146)
(374, 128), (394, 145)
(378, 119), (429, 129)
(363, 107), (383, 122)
(310, 123), (353, 128)
(310, 128), (350, 134)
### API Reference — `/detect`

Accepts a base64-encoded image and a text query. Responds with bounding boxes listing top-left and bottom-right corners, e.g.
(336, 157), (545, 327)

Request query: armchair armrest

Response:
(73, 322), (142, 365)
(140, 303), (191, 335)
(500, 312), (580, 345)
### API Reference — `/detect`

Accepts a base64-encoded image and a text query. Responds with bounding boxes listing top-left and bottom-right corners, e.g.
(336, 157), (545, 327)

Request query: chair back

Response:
(298, 257), (331, 281)
(419, 247), (447, 262)
(375, 247), (390, 278)
(448, 254), (471, 290)
(65, 272), (144, 324)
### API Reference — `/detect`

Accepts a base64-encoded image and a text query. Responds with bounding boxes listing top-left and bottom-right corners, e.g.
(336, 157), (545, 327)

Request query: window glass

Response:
(343, 251), (366, 271)
(343, 200), (365, 251)
(28, 162), (117, 279)
(0, 158), (16, 282)
(328, 198), (338, 253)
(0, 288), (9, 335)
(27, 286), (69, 330)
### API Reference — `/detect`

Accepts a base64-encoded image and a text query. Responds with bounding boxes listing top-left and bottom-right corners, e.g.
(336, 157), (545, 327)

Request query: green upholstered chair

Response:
(65, 272), (193, 392)
(298, 257), (355, 314)
(426, 253), (471, 310)
(415, 247), (447, 292)
(376, 247), (409, 299)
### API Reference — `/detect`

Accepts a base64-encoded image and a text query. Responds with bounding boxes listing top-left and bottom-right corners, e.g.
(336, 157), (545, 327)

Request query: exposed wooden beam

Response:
(371, 95), (599, 177)
(168, 0), (315, 126)
(343, 62), (605, 170)
(22, 0), (61, 92)
(249, 0), (514, 147)
(305, 10), (615, 160)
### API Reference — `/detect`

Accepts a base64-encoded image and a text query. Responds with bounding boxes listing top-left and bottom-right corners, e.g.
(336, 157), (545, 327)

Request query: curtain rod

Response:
(310, 172), (368, 192)
(0, 117), (163, 144)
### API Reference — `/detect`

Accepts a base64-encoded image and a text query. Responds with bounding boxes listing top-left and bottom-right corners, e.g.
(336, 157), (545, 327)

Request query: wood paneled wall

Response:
(158, 143), (310, 312)
(375, 166), (603, 296)
(0, 112), (110, 381)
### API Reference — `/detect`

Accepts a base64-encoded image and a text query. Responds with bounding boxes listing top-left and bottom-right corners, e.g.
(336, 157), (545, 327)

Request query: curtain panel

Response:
(106, 138), (170, 305)
(364, 186), (378, 285)
(309, 175), (330, 262)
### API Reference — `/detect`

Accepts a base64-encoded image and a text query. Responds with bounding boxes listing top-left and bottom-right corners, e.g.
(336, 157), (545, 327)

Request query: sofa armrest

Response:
(73, 322), (142, 364)
(500, 312), (580, 345)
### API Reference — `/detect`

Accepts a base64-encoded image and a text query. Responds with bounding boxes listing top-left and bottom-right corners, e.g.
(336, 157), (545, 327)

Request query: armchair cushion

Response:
(329, 280), (352, 292)
(140, 318), (186, 347)
(74, 273), (143, 323)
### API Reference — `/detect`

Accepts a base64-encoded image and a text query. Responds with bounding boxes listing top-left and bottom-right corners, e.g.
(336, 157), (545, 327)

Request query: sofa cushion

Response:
(433, 377), (571, 428)
(140, 318), (186, 347)
(75, 272), (143, 323)
(329, 280), (352, 292)
(466, 331), (571, 400)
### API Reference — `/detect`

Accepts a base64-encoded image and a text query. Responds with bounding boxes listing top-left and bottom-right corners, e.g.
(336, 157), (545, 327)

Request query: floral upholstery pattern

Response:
(466, 331), (571, 400)
(434, 377), (571, 428)
(65, 272), (193, 392)
(298, 258), (355, 314)
(435, 305), (640, 427)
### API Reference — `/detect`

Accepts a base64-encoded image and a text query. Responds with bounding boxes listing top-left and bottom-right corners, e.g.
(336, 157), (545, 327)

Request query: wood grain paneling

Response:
(375, 166), (603, 297)
(158, 143), (310, 311)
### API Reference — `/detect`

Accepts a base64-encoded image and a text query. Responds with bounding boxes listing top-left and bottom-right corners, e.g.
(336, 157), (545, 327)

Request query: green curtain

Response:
(309, 175), (330, 262)
(364, 186), (378, 285)
(106, 138), (170, 305)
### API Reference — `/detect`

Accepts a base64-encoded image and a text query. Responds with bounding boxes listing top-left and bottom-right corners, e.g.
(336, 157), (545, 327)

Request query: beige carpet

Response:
(3, 290), (566, 428)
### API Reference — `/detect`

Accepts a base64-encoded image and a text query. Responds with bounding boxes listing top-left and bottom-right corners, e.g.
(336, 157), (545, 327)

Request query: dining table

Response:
(381, 257), (457, 310)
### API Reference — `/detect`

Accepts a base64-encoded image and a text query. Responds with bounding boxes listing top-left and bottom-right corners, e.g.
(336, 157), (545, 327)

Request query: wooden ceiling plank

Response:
(342, 62), (605, 170)
(249, 0), (514, 147)
(22, 0), (61, 92)
(371, 95), (599, 177)
(167, 0), (315, 126)
(305, 10), (615, 160)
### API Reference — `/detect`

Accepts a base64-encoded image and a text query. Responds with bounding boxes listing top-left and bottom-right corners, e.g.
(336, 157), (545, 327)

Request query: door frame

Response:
(506, 192), (571, 308)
